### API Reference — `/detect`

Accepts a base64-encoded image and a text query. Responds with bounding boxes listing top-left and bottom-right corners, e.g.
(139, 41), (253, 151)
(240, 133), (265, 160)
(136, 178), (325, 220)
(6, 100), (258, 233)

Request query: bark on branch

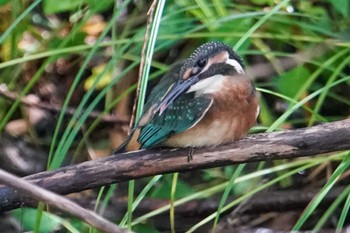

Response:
(0, 169), (132, 233)
(1, 119), (350, 212)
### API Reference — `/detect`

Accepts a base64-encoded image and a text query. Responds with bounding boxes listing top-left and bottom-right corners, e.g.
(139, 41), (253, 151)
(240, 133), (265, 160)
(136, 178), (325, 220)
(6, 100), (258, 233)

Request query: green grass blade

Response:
(292, 48), (350, 103)
(127, 180), (134, 230)
(0, 14), (91, 133)
(292, 152), (350, 230)
(212, 164), (245, 231)
(136, 0), (166, 121)
(48, 0), (132, 169)
(119, 175), (162, 227)
(267, 75), (350, 132)
(257, 87), (328, 122)
(234, 0), (290, 50)
(336, 185), (350, 233)
(0, 0), (41, 44)
(170, 173), (179, 233)
(186, 161), (323, 233)
(313, 184), (350, 231)
(126, 0), (166, 230)
(50, 60), (138, 169)
(308, 50), (350, 125)
(132, 153), (344, 226)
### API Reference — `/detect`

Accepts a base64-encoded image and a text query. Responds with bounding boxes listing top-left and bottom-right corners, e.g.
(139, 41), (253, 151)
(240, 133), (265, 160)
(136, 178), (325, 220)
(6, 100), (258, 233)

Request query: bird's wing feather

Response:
(139, 94), (213, 148)
(142, 62), (184, 114)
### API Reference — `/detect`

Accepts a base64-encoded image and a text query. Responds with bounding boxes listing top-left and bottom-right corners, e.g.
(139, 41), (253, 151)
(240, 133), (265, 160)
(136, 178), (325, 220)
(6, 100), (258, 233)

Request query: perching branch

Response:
(0, 119), (350, 212)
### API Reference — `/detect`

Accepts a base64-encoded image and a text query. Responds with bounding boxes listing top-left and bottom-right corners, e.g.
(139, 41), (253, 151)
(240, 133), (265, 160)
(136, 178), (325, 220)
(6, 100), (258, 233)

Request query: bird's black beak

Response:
(154, 74), (199, 115)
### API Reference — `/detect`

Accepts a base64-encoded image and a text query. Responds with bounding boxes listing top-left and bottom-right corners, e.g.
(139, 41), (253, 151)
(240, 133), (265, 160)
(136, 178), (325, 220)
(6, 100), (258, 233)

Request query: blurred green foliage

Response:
(0, 0), (349, 232)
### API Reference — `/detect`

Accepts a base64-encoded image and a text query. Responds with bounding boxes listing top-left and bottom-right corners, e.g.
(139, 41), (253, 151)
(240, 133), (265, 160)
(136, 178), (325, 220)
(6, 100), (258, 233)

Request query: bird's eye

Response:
(190, 58), (207, 76)
(196, 58), (207, 68)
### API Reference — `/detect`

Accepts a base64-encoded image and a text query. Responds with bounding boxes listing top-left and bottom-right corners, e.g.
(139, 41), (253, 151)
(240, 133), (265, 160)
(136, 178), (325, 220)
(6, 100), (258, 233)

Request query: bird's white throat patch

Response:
(186, 74), (226, 95)
(186, 53), (244, 95)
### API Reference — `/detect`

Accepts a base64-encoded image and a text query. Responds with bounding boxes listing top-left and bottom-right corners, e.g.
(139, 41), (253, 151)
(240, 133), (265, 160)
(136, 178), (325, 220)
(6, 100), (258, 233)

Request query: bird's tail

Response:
(112, 128), (141, 154)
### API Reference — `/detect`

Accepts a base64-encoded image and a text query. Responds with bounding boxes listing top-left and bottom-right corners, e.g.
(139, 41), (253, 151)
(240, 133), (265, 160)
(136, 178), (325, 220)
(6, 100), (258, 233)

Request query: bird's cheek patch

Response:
(191, 67), (200, 75)
(182, 69), (192, 80)
(226, 58), (244, 74)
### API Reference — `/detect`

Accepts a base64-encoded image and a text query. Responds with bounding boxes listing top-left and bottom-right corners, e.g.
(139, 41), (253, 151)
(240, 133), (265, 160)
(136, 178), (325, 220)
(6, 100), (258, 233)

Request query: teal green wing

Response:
(139, 94), (213, 148)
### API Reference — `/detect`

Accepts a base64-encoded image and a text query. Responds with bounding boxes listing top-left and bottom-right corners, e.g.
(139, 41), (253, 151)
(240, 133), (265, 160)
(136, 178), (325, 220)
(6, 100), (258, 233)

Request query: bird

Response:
(116, 41), (259, 153)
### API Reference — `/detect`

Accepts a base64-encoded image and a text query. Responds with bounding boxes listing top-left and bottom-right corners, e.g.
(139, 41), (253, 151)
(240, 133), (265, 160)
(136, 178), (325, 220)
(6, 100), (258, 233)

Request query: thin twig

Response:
(0, 84), (129, 124)
(128, 0), (158, 130)
(0, 168), (132, 233)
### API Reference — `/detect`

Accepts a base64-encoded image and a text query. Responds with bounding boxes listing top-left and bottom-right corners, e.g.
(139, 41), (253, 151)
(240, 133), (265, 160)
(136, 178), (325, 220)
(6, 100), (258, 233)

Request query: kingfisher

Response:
(117, 41), (259, 153)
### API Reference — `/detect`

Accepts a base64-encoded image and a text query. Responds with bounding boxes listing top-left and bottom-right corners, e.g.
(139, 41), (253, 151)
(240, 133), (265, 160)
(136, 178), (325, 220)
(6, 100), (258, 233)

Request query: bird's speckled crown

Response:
(179, 41), (244, 77)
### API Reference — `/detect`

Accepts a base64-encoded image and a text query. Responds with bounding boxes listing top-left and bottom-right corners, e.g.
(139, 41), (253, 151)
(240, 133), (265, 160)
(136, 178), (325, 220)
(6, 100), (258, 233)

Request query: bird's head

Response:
(154, 41), (245, 115)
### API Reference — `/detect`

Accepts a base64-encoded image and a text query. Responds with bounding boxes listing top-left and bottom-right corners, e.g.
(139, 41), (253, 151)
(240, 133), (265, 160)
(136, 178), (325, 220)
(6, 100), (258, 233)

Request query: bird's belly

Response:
(164, 117), (244, 147)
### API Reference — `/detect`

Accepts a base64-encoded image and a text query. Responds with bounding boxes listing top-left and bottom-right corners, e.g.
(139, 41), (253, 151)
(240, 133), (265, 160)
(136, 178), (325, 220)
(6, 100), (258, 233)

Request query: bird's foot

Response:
(187, 147), (194, 162)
